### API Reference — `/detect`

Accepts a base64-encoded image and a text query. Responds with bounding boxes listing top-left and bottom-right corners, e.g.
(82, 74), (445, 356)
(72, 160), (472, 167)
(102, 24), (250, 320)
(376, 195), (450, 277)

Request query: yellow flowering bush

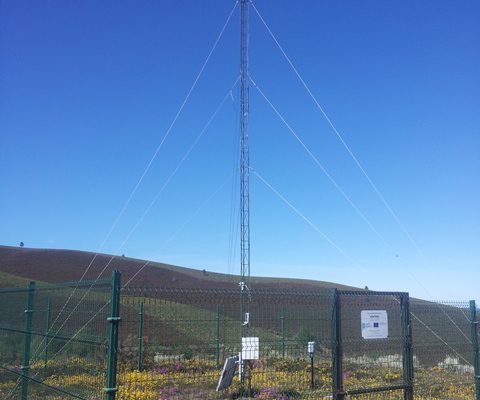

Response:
(0, 357), (476, 399)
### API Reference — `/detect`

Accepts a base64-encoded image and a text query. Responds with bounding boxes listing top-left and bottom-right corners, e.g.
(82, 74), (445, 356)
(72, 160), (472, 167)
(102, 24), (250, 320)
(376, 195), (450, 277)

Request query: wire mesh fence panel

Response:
(118, 289), (225, 400)
(336, 291), (411, 399)
(118, 287), (333, 399)
(1, 278), (478, 400)
(116, 288), (479, 400)
(0, 279), (111, 400)
(246, 290), (333, 399)
(0, 367), (92, 400)
(0, 288), (28, 399)
(411, 300), (476, 399)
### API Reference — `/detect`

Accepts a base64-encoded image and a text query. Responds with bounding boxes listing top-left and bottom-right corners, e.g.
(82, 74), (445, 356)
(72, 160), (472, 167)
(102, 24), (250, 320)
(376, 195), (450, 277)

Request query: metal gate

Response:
(331, 289), (414, 399)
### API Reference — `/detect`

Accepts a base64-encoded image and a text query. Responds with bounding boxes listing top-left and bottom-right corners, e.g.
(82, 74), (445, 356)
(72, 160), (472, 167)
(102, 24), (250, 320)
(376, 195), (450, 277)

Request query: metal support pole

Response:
(215, 304), (220, 368)
(21, 281), (35, 400)
(105, 271), (121, 400)
(137, 302), (144, 371)
(331, 289), (345, 400)
(401, 294), (414, 400)
(44, 297), (52, 374)
(280, 305), (285, 357)
(310, 354), (314, 389)
(470, 300), (480, 400)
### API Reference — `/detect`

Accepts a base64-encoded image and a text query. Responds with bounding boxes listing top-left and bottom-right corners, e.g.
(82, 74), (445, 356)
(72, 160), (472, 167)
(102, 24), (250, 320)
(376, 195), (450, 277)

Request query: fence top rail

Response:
(338, 290), (409, 297)
(0, 278), (111, 293)
(429, 300), (471, 308)
(122, 286), (332, 297)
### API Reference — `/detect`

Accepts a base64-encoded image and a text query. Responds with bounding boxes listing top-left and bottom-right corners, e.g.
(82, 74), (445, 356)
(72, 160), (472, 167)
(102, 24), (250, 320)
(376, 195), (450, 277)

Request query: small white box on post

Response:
(241, 337), (259, 360)
(307, 341), (315, 355)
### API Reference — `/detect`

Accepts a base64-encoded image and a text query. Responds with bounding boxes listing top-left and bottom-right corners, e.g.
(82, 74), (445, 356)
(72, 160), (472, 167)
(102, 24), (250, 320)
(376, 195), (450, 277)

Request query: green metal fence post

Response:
(44, 297), (52, 374)
(331, 289), (344, 400)
(215, 304), (220, 368)
(137, 302), (144, 371)
(470, 300), (480, 400)
(105, 271), (121, 400)
(280, 305), (285, 357)
(401, 293), (414, 400)
(21, 281), (35, 400)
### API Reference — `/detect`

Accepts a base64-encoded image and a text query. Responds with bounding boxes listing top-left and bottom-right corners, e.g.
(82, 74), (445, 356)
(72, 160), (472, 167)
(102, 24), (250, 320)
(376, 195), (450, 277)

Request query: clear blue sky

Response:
(1, 1), (479, 300)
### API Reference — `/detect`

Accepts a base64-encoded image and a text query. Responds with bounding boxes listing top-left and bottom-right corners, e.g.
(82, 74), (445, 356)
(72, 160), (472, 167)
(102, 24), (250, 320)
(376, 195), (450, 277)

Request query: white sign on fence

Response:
(241, 337), (259, 360)
(361, 310), (388, 339)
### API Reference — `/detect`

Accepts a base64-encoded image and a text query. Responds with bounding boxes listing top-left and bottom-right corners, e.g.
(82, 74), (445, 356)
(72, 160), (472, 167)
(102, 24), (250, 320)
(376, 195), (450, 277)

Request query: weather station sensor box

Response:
(307, 341), (315, 354)
(241, 337), (259, 360)
(361, 310), (388, 339)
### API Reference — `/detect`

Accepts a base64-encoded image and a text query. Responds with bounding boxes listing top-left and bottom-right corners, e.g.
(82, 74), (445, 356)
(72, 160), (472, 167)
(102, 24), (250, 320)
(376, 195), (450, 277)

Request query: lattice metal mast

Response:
(239, 0), (250, 325)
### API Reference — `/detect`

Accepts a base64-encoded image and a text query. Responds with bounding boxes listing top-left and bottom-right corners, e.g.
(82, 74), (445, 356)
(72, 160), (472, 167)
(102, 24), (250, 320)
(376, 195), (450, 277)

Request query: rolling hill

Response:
(0, 245), (358, 291)
(0, 245), (473, 370)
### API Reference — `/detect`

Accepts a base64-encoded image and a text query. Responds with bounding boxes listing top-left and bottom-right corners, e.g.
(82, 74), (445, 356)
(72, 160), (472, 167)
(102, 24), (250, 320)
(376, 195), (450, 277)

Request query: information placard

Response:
(361, 310), (388, 339)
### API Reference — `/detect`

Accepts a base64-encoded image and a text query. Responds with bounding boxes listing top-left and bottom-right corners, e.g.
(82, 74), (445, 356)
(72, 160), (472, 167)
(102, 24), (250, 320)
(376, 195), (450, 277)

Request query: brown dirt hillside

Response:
(0, 245), (357, 291)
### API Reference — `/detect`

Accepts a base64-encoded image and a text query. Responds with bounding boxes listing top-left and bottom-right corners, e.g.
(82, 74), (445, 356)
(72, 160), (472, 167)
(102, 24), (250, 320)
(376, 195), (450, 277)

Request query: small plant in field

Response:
(159, 385), (179, 400)
(295, 326), (315, 347)
(254, 387), (295, 400)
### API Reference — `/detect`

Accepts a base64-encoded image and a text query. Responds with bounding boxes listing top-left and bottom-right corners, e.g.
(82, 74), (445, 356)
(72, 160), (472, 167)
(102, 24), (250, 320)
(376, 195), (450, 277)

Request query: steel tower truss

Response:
(239, 0), (250, 332)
